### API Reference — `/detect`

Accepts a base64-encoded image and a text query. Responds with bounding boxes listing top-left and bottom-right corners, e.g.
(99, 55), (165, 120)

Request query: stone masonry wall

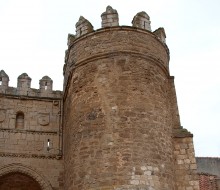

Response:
(0, 6), (201, 190)
(0, 157), (63, 190)
(64, 55), (175, 189)
(64, 27), (169, 92)
(0, 94), (64, 189)
(173, 137), (200, 190)
(63, 26), (176, 189)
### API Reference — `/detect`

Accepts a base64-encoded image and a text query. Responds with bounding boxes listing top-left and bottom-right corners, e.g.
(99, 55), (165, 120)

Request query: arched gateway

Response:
(0, 163), (52, 190)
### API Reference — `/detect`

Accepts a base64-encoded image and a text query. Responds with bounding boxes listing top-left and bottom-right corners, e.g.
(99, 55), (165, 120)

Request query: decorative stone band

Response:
(0, 128), (58, 135)
(0, 163), (53, 190)
(0, 151), (62, 160)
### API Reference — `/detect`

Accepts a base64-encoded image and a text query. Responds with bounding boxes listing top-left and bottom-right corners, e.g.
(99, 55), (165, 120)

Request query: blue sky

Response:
(0, 0), (220, 156)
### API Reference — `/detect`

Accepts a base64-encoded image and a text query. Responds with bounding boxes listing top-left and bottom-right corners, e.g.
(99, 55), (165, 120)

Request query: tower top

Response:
(69, 5), (166, 44)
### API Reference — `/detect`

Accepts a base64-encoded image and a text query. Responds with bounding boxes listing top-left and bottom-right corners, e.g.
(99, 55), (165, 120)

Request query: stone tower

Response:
(63, 6), (199, 190)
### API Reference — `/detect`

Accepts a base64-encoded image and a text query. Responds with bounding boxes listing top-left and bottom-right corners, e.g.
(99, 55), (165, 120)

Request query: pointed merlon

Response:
(101, 6), (119, 27)
(132, 11), (151, 31)
(154, 27), (166, 43)
(39, 76), (53, 93)
(75, 16), (93, 38)
(0, 70), (9, 89)
(17, 73), (31, 89)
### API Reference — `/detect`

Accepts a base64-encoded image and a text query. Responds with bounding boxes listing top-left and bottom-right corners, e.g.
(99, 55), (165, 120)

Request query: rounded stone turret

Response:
(63, 7), (173, 190)
(0, 70), (9, 93)
(17, 73), (31, 95)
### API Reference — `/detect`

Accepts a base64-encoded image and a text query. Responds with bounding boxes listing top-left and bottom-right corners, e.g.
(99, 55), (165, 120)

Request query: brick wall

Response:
(173, 137), (200, 190)
(199, 173), (218, 190)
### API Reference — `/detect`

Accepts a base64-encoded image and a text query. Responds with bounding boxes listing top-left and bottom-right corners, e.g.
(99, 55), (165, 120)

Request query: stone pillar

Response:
(0, 70), (9, 93)
(132, 11), (151, 31)
(17, 73), (31, 96)
(101, 6), (119, 27)
(75, 16), (93, 38)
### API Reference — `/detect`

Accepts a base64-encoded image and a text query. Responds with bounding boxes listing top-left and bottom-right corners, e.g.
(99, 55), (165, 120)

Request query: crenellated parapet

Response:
(64, 6), (168, 91)
(68, 5), (166, 41)
(0, 70), (62, 98)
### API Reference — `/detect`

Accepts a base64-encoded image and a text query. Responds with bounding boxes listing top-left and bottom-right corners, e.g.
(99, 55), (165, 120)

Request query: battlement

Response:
(68, 6), (166, 45)
(0, 70), (62, 98)
(63, 6), (169, 92)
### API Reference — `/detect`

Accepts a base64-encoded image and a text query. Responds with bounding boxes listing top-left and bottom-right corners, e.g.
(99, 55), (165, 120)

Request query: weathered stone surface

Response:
(173, 137), (199, 190)
(0, 78), (63, 189)
(75, 16), (93, 38)
(154, 27), (166, 43)
(0, 6), (201, 190)
(64, 22), (179, 189)
(132, 12), (151, 31)
(101, 6), (119, 27)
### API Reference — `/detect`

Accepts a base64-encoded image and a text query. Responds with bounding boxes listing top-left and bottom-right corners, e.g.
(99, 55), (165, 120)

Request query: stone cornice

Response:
(0, 128), (58, 135)
(0, 93), (62, 101)
(0, 152), (62, 160)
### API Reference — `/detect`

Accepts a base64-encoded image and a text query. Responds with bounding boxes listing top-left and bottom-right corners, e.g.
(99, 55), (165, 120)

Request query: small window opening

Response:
(16, 112), (24, 129)
(0, 77), (2, 85)
(47, 139), (50, 151)
(45, 82), (47, 90)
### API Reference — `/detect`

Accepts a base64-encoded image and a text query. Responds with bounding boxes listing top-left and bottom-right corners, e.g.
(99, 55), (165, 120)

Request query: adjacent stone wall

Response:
(0, 93), (64, 189)
(197, 157), (220, 177)
(173, 137), (200, 190)
(0, 71), (62, 98)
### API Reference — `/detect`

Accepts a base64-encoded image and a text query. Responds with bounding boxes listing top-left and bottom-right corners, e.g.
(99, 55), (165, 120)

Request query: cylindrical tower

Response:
(63, 6), (175, 190)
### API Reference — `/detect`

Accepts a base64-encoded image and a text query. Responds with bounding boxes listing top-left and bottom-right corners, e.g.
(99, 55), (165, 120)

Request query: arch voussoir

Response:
(0, 163), (52, 190)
